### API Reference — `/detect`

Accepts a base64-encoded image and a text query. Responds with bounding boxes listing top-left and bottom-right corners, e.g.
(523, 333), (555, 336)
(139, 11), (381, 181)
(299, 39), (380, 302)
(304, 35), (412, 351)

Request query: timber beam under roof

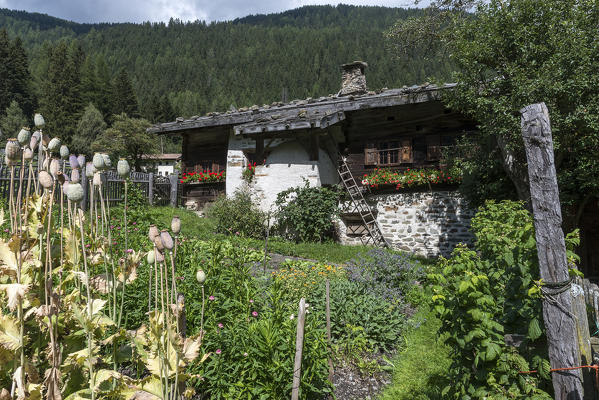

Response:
(147, 83), (456, 135)
(233, 111), (345, 136)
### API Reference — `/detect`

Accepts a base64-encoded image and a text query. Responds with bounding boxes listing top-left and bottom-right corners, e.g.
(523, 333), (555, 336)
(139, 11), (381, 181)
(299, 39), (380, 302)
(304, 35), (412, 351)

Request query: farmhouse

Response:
(148, 62), (477, 256)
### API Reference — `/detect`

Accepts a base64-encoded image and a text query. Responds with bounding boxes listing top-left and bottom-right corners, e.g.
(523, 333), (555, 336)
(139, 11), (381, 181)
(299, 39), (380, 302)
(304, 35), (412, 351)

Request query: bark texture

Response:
(520, 103), (583, 400)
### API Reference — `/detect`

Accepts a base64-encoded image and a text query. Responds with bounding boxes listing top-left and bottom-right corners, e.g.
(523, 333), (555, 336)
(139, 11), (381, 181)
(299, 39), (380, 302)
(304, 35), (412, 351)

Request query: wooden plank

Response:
(291, 298), (307, 400)
(520, 103), (585, 399)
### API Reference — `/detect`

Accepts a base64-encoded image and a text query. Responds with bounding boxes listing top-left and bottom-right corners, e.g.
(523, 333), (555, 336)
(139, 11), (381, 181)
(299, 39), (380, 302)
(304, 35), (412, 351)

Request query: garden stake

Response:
(291, 298), (307, 400)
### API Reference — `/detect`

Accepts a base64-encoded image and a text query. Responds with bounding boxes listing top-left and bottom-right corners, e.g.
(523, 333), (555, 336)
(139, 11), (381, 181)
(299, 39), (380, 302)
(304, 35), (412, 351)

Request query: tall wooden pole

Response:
(291, 298), (307, 400)
(520, 103), (583, 399)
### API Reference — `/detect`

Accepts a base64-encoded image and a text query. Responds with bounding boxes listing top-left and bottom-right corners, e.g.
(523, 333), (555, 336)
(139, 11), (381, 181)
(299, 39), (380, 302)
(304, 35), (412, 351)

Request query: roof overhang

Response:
(233, 111), (345, 136)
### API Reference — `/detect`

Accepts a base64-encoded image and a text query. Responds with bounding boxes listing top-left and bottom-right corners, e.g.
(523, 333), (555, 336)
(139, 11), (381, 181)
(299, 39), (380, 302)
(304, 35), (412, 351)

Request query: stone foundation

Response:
(336, 190), (474, 257)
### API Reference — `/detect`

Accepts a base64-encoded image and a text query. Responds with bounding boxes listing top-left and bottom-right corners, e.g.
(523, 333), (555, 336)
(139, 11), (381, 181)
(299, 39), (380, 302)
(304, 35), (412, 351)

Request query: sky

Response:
(0, 0), (428, 24)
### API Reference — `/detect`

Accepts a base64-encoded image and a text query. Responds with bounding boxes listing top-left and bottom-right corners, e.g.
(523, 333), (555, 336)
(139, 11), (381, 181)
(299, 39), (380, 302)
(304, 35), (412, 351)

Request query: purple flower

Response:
(217, 323), (223, 329)
(209, 296), (215, 301)
(126, 249), (133, 253)
(3, 229), (8, 233)
(243, 352), (248, 357)
(215, 349), (221, 355)
(249, 299), (254, 303)
(132, 222), (137, 225)
(85, 244), (91, 248)
(252, 311), (258, 317)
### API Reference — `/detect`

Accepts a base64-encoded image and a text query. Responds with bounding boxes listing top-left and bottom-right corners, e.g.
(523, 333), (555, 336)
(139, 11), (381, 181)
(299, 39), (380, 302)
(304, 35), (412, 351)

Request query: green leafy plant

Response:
(206, 188), (266, 239)
(274, 181), (340, 242)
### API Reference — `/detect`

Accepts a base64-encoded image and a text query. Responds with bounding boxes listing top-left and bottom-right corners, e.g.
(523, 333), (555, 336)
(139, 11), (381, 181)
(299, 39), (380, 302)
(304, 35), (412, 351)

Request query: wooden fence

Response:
(0, 164), (180, 208)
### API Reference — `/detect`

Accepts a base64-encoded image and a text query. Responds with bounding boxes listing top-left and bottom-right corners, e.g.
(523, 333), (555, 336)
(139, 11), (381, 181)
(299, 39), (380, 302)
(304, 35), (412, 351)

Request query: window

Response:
(364, 139), (412, 166)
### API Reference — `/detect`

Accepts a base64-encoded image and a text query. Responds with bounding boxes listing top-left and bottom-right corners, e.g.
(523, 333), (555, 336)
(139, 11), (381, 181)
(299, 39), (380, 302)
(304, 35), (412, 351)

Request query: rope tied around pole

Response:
(534, 277), (576, 319)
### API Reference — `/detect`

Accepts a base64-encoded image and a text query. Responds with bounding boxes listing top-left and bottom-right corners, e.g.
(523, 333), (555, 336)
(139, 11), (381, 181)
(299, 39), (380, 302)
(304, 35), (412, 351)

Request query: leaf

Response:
(0, 242), (17, 272)
(0, 284), (29, 312)
(90, 299), (107, 316)
(182, 336), (201, 363)
(44, 367), (62, 400)
(121, 377), (163, 400)
(12, 367), (25, 400)
(90, 274), (113, 294)
(0, 313), (21, 350)
(527, 318), (542, 340)
(93, 369), (121, 390)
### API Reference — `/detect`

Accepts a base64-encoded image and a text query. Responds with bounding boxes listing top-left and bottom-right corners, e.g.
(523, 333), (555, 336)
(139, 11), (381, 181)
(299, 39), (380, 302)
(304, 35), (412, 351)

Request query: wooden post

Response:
(520, 103), (584, 399)
(169, 174), (178, 207)
(291, 298), (307, 400)
(148, 173), (154, 205)
(325, 280), (334, 383)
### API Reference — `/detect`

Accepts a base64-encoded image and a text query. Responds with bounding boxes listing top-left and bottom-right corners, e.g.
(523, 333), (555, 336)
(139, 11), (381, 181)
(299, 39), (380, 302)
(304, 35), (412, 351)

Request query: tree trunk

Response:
(520, 103), (583, 400)
(496, 134), (531, 205)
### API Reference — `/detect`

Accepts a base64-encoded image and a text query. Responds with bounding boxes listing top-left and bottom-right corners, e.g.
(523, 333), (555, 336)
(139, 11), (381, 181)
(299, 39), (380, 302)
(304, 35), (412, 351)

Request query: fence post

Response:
(291, 298), (307, 400)
(148, 173), (154, 205)
(521, 103), (587, 399)
(169, 174), (178, 207)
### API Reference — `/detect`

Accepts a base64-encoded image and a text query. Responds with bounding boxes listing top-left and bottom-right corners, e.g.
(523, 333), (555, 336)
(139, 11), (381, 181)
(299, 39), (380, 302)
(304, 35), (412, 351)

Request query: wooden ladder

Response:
(338, 159), (389, 248)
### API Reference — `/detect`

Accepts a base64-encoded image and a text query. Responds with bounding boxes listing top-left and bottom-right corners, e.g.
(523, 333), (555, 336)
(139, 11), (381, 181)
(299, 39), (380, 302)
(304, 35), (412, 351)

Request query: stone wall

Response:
(336, 190), (474, 257)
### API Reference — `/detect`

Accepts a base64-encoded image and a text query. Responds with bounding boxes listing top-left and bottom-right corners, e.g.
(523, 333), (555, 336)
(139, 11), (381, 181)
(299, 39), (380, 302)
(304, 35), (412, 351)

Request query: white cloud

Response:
(1, 0), (428, 23)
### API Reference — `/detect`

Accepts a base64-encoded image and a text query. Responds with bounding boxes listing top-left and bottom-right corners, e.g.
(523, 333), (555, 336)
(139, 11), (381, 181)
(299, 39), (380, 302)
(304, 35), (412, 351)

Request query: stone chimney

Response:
(338, 61), (368, 96)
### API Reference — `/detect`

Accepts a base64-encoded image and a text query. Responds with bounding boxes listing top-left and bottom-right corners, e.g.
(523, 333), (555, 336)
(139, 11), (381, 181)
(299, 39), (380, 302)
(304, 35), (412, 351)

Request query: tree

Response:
(389, 0), (599, 225)
(95, 55), (114, 120)
(112, 69), (139, 118)
(0, 101), (28, 143)
(39, 41), (85, 145)
(0, 30), (34, 118)
(91, 113), (156, 169)
(72, 103), (106, 155)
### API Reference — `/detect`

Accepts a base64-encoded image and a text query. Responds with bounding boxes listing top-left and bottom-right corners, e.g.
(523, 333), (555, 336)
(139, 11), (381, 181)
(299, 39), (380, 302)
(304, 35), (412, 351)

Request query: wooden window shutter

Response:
(400, 138), (412, 162)
(364, 148), (378, 165)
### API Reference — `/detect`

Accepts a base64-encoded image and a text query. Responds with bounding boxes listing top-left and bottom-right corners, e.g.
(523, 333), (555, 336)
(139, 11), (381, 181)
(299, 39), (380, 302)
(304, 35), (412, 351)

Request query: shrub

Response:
(274, 181), (340, 242)
(429, 201), (553, 398)
(206, 188), (266, 238)
(272, 259), (345, 301)
(345, 249), (423, 303)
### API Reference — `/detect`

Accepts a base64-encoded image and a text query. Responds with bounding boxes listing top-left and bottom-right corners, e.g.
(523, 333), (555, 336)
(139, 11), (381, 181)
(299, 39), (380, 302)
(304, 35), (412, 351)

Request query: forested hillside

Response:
(0, 5), (452, 120)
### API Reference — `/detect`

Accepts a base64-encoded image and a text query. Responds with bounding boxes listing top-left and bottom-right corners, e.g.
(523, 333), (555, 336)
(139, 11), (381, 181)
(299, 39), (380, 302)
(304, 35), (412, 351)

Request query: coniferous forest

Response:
(0, 5), (452, 145)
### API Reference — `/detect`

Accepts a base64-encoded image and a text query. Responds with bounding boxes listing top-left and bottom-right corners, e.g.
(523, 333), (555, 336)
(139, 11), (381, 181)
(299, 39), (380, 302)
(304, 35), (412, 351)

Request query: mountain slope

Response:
(0, 5), (452, 119)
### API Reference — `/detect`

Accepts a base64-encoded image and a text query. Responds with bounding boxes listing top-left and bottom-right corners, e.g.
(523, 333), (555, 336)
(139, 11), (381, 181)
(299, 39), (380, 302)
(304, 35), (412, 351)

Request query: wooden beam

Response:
(520, 103), (584, 399)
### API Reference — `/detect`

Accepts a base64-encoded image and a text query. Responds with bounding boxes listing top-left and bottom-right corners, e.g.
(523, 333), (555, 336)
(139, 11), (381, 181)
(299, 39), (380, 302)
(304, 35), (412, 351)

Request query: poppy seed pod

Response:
(59, 145), (69, 159)
(69, 154), (79, 170)
(196, 269), (206, 284)
(62, 181), (70, 196)
(171, 216), (181, 235)
(23, 148), (33, 161)
(93, 172), (102, 186)
(38, 170), (54, 189)
(101, 153), (111, 168)
(4, 156), (14, 167)
(70, 168), (80, 184)
(153, 235), (164, 251)
(77, 155), (86, 168)
(148, 225), (159, 242)
(17, 128), (31, 146)
(160, 230), (174, 251)
(41, 133), (50, 147)
(92, 153), (104, 169)
(5, 139), (20, 161)
(146, 250), (155, 264)
(49, 158), (61, 178)
(85, 162), (96, 178)
(34, 113), (45, 128)
(29, 135), (39, 152)
(56, 171), (65, 185)
(117, 158), (130, 178)
(48, 137), (61, 152)
(155, 250), (165, 264)
(66, 182), (84, 202)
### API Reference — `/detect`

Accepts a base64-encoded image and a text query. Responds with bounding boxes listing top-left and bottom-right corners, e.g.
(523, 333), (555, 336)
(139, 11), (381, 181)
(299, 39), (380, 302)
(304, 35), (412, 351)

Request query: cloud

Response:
(1, 0), (425, 24)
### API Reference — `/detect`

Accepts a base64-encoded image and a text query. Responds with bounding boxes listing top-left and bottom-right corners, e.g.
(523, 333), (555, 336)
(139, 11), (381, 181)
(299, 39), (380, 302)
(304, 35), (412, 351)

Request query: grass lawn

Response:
(378, 305), (451, 400)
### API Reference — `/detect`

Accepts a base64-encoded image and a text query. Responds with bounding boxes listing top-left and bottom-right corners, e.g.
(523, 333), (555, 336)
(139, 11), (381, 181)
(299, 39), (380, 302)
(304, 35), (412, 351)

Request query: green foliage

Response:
(274, 181), (340, 242)
(206, 189), (266, 239)
(173, 240), (332, 399)
(91, 113), (155, 169)
(1, 6), (456, 121)
(429, 201), (552, 398)
(0, 100), (28, 141)
(72, 102), (106, 155)
(0, 29), (34, 119)
(112, 68), (139, 117)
